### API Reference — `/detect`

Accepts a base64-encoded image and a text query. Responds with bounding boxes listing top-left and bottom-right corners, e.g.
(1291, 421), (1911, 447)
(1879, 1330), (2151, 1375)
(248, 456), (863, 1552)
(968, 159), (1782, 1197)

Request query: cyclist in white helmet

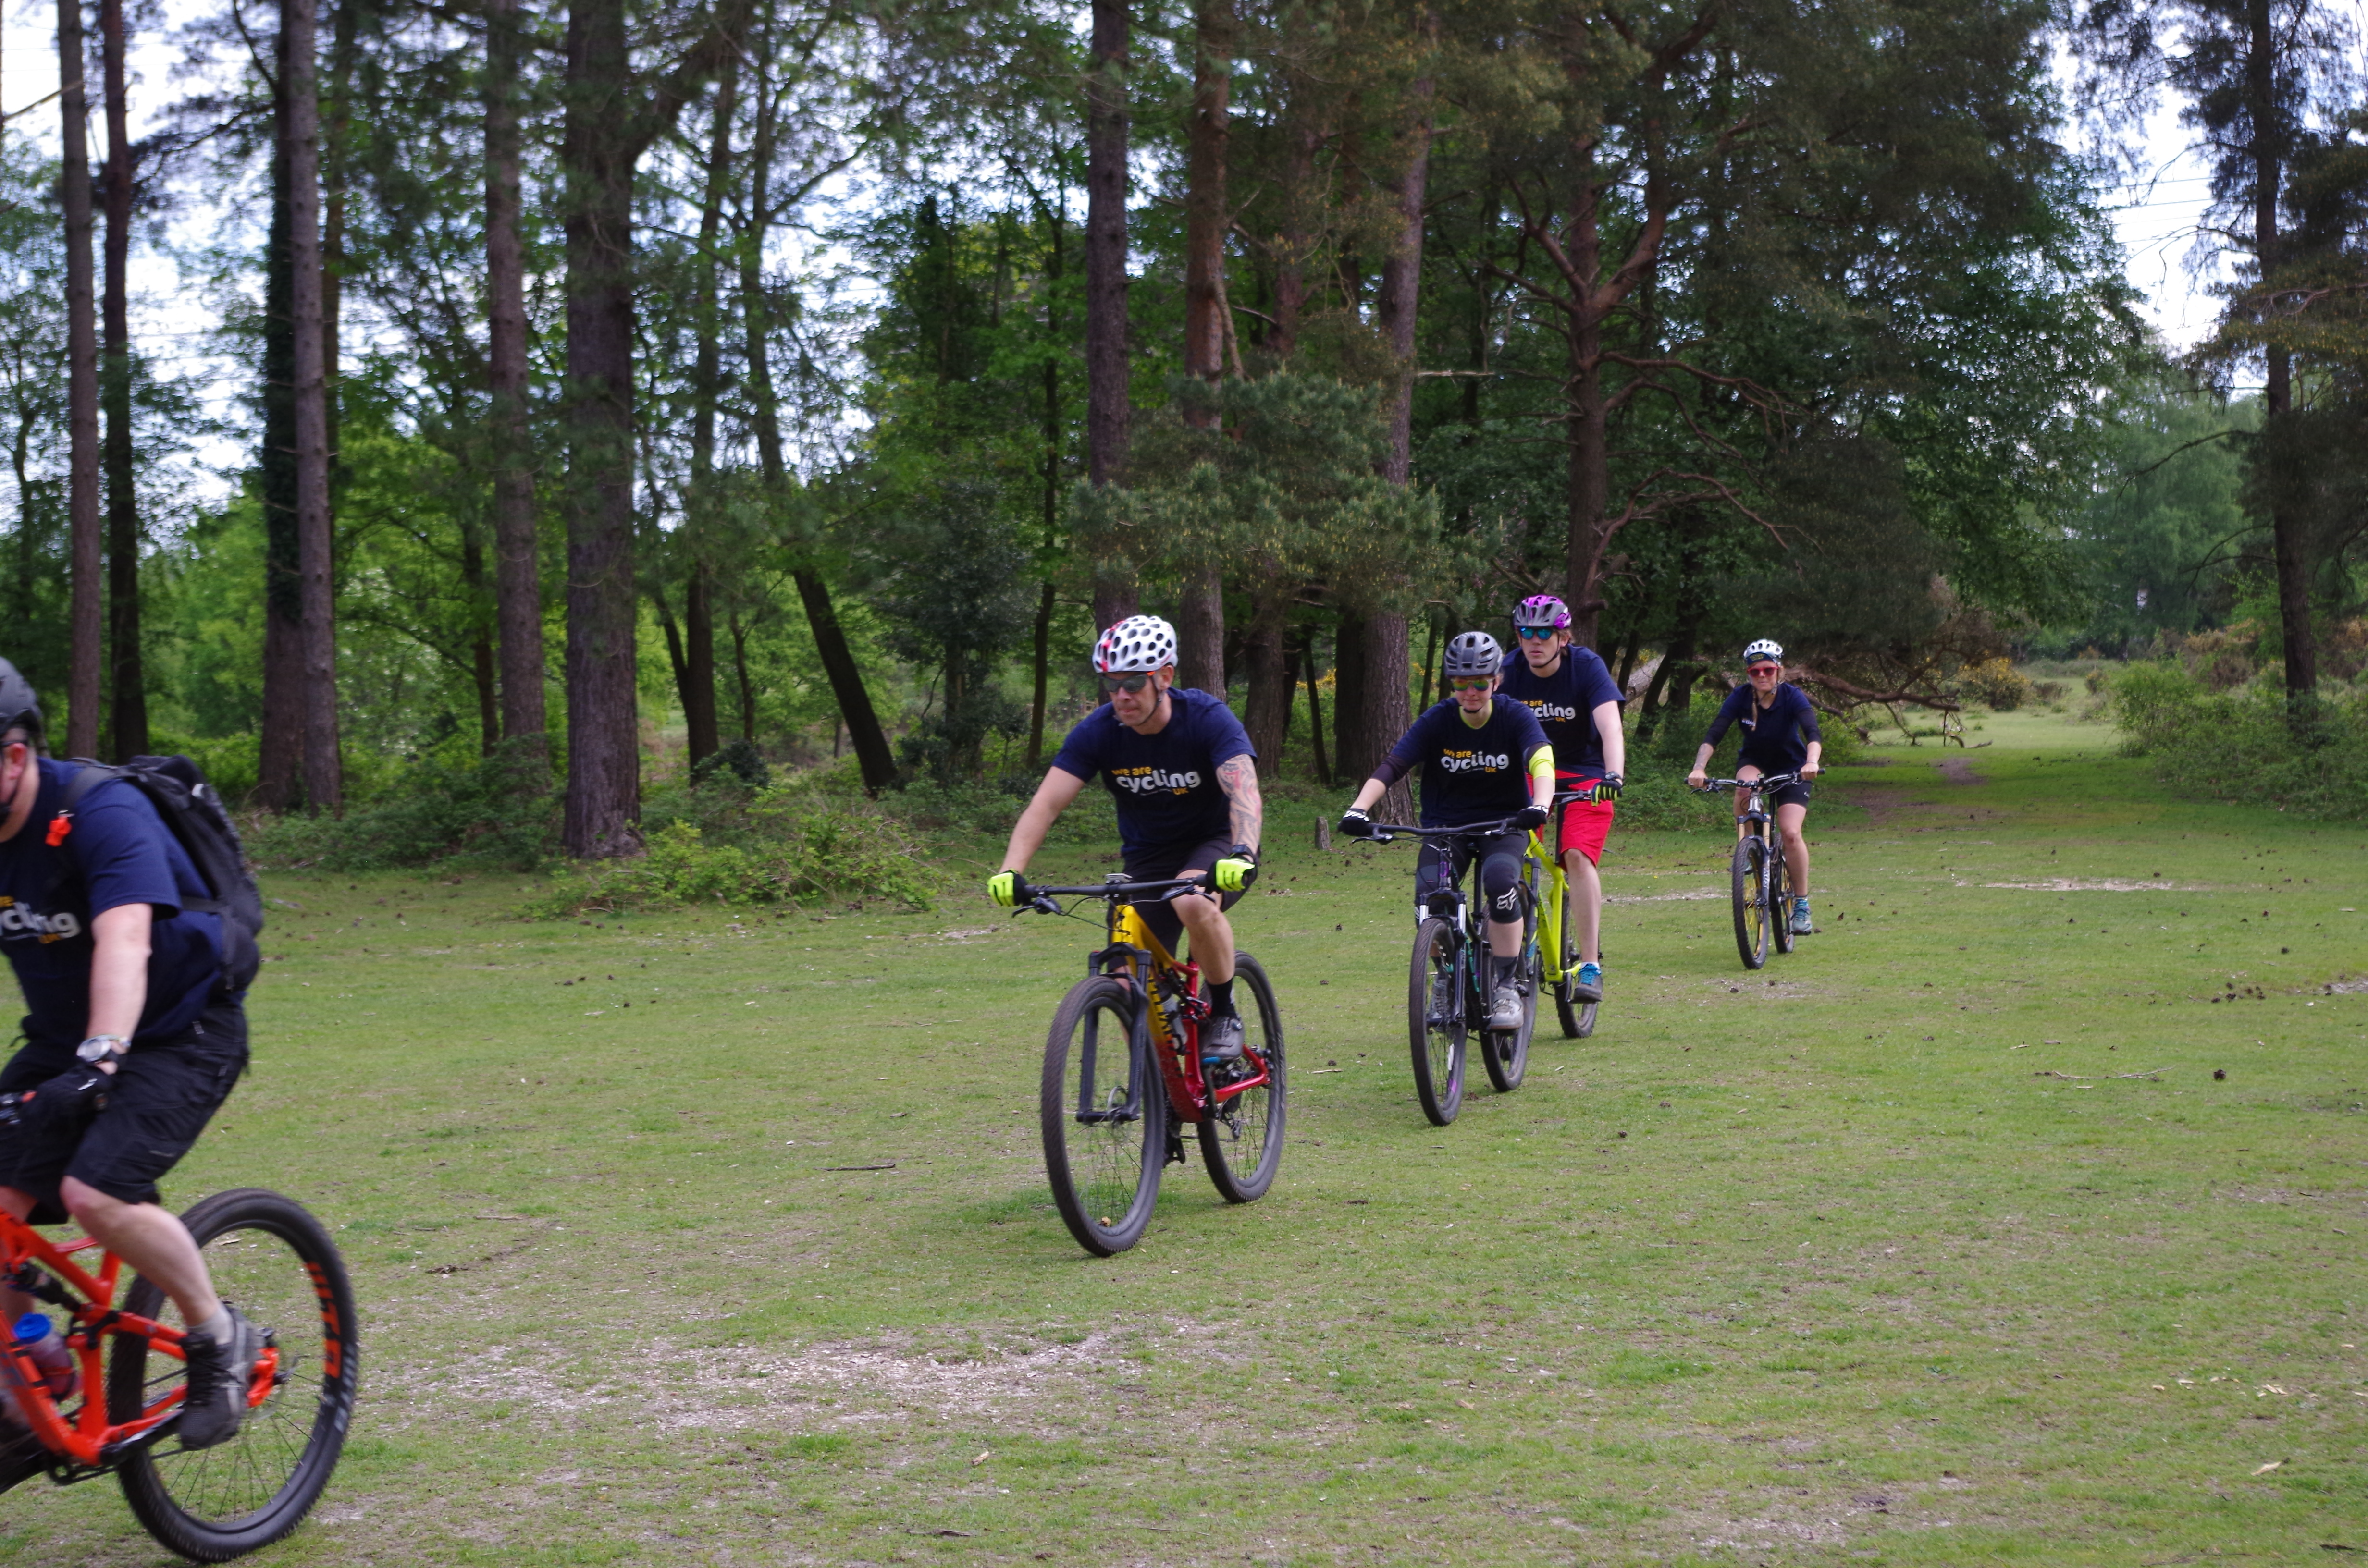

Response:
(1688, 638), (1823, 934)
(989, 616), (1264, 1062)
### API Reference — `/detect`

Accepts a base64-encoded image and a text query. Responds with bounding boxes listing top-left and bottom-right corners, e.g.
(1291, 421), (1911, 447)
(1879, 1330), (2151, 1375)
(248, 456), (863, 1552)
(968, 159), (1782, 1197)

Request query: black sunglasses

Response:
(1098, 673), (1154, 695)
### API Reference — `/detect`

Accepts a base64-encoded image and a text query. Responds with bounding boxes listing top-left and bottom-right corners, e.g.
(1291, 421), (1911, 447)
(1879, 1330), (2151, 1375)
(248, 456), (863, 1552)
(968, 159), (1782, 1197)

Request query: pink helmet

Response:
(1514, 594), (1571, 631)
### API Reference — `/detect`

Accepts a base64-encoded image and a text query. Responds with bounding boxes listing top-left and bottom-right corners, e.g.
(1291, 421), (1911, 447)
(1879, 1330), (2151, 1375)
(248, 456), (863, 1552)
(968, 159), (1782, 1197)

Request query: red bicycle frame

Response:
(1, 1211), (277, 1471)
(1097, 905), (1272, 1124)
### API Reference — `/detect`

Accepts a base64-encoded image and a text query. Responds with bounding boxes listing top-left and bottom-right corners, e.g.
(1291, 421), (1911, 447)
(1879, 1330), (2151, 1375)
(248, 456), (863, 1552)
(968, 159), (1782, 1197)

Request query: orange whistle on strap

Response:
(44, 813), (70, 847)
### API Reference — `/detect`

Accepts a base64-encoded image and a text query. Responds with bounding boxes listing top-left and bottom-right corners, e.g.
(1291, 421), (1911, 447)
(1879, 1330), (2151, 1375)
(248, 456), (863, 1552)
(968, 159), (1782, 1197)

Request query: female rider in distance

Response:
(1339, 632), (1554, 1031)
(1496, 594), (1625, 1003)
(1686, 639), (1823, 935)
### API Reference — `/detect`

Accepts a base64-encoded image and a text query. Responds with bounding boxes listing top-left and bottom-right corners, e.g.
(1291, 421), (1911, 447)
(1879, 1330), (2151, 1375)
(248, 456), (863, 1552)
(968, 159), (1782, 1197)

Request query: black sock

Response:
(1208, 978), (1237, 1017)
(1492, 955), (1516, 987)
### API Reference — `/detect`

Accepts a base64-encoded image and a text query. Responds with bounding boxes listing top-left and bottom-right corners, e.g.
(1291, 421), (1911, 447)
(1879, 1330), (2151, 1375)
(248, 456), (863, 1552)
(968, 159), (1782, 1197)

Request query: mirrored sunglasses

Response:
(1515, 625), (1558, 640)
(1448, 676), (1494, 692)
(1098, 673), (1154, 695)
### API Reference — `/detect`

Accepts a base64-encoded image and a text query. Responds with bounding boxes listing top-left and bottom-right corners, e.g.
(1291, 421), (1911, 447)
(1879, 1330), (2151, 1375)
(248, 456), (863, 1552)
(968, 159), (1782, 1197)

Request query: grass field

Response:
(5, 709), (2364, 1566)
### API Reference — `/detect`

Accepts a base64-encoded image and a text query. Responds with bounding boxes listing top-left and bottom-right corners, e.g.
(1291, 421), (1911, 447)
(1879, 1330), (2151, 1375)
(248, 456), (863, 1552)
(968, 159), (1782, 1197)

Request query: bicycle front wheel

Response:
(1040, 975), (1165, 1256)
(1198, 954), (1285, 1203)
(1482, 951), (1534, 1092)
(1769, 833), (1797, 955)
(1731, 836), (1769, 970)
(1408, 917), (1468, 1126)
(111, 1187), (360, 1564)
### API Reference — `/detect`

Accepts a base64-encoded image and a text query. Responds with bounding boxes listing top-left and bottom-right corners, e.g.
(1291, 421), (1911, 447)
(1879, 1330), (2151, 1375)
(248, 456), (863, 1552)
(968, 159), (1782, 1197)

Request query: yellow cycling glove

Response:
(1211, 846), (1259, 893)
(987, 870), (1024, 908)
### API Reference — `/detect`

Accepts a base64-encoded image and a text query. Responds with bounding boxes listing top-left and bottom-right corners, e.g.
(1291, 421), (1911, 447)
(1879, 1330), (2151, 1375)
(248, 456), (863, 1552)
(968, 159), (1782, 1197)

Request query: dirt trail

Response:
(1938, 755), (1987, 785)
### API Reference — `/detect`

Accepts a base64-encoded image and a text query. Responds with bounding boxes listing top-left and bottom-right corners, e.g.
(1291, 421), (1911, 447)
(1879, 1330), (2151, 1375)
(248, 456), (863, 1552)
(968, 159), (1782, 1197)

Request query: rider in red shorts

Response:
(1496, 595), (1625, 1002)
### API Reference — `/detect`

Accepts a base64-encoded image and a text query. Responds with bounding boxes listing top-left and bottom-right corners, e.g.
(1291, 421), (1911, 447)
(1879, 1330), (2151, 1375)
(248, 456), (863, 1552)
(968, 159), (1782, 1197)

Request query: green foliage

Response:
(245, 743), (559, 871)
(524, 804), (935, 917)
(2107, 662), (2368, 818)
(1960, 657), (2037, 710)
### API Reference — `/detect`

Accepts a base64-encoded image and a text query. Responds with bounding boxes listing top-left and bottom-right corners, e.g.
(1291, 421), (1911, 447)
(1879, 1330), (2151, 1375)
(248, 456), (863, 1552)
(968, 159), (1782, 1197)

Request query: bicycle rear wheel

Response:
(1408, 917), (1467, 1126)
(1040, 975), (1165, 1255)
(1769, 833), (1797, 955)
(1198, 954), (1285, 1203)
(1731, 836), (1769, 970)
(111, 1187), (360, 1564)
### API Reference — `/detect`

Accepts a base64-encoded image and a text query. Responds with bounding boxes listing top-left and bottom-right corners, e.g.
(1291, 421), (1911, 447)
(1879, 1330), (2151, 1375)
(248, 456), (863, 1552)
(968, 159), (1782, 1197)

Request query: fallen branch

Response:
(2034, 1069), (2167, 1082)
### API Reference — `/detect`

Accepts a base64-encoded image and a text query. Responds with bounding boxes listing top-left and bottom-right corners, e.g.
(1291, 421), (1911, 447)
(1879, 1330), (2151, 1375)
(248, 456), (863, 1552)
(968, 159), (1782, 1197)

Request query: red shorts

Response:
(1554, 776), (1615, 865)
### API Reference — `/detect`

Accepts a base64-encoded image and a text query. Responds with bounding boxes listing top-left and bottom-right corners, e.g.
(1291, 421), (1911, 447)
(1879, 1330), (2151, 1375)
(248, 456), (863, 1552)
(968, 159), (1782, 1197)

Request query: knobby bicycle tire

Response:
(1408, 917), (1467, 1126)
(1197, 954), (1286, 1203)
(1769, 831), (1797, 956)
(1482, 892), (1536, 1093)
(1731, 836), (1769, 971)
(111, 1187), (360, 1564)
(1040, 974), (1165, 1255)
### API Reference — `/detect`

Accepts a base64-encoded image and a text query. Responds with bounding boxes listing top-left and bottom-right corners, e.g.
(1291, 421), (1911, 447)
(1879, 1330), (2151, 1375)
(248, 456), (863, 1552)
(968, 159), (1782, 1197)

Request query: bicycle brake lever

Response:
(1027, 896), (1061, 916)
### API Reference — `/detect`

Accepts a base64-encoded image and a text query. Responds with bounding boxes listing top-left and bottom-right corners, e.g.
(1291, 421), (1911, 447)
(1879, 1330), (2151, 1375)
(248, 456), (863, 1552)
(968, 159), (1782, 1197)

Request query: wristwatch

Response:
(75, 1035), (128, 1066)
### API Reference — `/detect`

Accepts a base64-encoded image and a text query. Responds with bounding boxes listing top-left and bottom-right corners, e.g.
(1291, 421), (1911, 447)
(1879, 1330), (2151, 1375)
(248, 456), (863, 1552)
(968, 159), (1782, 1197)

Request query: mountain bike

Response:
(1018, 875), (1285, 1257)
(1528, 786), (1613, 1040)
(0, 1187), (359, 1561)
(1365, 817), (1538, 1125)
(1696, 772), (1800, 971)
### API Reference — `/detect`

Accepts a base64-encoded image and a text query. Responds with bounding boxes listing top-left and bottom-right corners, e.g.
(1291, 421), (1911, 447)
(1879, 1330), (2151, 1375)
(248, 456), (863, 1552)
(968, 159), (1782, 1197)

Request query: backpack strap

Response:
(45, 761), (228, 917)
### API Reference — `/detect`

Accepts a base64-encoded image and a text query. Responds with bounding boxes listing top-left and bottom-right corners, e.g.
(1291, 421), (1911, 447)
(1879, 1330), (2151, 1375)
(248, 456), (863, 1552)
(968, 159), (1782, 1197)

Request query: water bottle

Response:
(11, 1313), (76, 1402)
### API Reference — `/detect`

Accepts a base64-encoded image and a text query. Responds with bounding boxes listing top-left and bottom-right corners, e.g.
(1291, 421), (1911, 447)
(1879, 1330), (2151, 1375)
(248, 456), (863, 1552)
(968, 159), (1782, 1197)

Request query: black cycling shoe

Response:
(1199, 1012), (1245, 1064)
(177, 1305), (261, 1451)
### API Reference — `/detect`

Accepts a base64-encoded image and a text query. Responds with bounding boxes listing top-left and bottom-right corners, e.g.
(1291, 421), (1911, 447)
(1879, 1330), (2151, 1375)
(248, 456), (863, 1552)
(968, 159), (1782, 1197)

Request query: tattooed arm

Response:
(1215, 754), (1263, 854)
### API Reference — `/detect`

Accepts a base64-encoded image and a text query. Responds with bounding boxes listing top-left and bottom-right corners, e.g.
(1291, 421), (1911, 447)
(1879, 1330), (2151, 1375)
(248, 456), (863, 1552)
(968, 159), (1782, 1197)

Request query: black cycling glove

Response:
(1510, 804), (1551, 833)
(1338, 807), (1375, 839)
(1596, 773), (1624, 800)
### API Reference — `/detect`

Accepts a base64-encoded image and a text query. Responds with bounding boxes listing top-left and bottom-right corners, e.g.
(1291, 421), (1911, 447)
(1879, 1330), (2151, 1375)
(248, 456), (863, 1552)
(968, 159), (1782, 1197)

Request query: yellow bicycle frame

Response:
(1522, 828), (1570, 987)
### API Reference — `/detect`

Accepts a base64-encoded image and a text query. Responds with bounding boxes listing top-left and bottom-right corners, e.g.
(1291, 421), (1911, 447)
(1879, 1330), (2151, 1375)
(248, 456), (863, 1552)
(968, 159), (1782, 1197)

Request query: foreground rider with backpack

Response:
(0, 662), (263, 1449)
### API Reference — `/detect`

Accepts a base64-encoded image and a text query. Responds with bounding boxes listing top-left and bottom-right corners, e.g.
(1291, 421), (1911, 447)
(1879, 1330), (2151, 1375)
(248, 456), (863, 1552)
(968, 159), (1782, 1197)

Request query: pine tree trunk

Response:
(1173, 0), (1232, 695)
(99, 0), (144, 760)
(485, 0), (547, 758)
(1026, 580), (1055, 768)
(1300, 625), (1328, 786)
(257, 90), (302, 810)
(2250, 0), (2314, 702)
(286, 0), (340, 813)
(1358, 612), (1413, 821)
(1239, 591), (1289, 769)
(561, 0), (647, 856)
(463, 524), (498, 753)
(740, 57), (897, 792)
(58, 0), (101, 760)
(680, 59), (736, 768)
(1085, 0), (1134, 629)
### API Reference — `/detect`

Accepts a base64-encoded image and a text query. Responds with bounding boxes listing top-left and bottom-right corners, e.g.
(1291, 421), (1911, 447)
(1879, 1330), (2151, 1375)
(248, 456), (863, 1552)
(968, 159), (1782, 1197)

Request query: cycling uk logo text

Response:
(0, 896), (81, 943)
(1437, 749), (1511, 774)
(1519, 699), (1579, 723)
(1111, 766), (1203, 795)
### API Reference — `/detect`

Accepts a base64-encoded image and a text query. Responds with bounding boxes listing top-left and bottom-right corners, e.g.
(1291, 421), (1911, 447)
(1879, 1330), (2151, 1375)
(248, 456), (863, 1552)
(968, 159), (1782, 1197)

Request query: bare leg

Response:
(1562, 848), (1603, 964)
(1487, 917), (1523, 959)
(59, 1179), (221, 1326)
(1172, 894), (1236, 984)
(1776, 803), (1811, 896)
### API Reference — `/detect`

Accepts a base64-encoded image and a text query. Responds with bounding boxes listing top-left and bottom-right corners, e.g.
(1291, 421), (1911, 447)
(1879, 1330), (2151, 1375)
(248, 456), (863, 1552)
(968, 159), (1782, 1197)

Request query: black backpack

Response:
(55, 755), (265, 994)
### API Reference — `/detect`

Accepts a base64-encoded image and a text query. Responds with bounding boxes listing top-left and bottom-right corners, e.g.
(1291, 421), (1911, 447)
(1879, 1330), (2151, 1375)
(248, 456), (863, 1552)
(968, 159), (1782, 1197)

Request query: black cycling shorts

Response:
(1751, 778), (1812, 811)
(0, 997), (247, 1223)
(1414, 829), (1529, 924)
(1122, 836), (1244, 958)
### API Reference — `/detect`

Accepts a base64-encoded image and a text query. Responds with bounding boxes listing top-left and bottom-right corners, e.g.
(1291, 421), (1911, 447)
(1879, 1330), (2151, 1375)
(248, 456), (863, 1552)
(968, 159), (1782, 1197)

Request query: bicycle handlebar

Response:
(1693, 772), (1802, 794)
(1016, 875), (1204, 913)
(1361, 817), (1526, 845)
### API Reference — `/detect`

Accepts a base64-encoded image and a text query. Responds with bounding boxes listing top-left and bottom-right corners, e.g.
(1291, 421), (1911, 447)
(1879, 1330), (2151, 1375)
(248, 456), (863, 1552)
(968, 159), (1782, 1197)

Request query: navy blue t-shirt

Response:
(1499, 647), (1623, 779)
(1703, 682), (1823, 773)
(1049, 686), (1256, 865)
(0, 759), (225, 1047)
(1383, 698), (1552, 829)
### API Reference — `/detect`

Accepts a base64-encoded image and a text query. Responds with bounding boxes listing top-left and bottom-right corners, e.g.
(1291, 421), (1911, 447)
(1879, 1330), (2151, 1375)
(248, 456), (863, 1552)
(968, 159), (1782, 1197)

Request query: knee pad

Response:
(1481, 855), (1523, 919)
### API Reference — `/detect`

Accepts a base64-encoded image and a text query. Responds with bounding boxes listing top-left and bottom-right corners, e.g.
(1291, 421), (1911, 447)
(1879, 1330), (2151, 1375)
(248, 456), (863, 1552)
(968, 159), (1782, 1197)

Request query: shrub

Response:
(525, 805), (936, 917)
(245, 744), (558, 871)
(1959, 656), (2035, 711)
(2107, 663), (2367, 819)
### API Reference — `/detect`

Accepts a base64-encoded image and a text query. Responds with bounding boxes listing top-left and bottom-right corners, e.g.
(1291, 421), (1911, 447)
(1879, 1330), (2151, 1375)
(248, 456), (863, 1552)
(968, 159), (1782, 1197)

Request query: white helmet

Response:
(1743, 638), (1784, 665)
(1094, 615), (1179, 674)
